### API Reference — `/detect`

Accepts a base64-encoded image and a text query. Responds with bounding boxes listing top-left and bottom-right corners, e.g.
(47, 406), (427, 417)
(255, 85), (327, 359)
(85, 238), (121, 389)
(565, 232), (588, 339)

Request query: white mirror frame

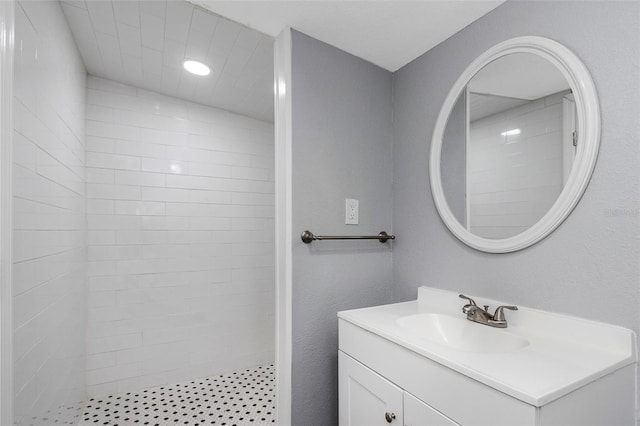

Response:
(430, 36), (600, 253)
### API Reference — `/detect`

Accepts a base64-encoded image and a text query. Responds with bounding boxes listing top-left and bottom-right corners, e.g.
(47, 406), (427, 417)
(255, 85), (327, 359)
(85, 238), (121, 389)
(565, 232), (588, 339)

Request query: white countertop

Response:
(338, 286), (637, 406)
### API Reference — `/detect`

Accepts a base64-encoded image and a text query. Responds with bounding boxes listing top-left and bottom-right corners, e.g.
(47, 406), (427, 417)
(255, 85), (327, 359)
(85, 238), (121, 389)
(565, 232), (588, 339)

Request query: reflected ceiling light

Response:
(500, 129), (521, 136)
(183, 60), (211, 76)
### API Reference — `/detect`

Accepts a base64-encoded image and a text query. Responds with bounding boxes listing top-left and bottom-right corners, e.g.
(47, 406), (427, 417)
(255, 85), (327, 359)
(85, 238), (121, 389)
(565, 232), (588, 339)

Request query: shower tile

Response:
(87, 152), (142, 171)
(86, 362), (142, 387)
(85, 77), (274, 394)
(80, 364), (275, 426)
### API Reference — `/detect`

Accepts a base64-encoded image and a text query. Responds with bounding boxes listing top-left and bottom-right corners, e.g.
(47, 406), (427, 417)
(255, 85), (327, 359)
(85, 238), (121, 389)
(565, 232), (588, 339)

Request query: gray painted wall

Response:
(392, 0), (639, 404)
(291, 30), (394, 425)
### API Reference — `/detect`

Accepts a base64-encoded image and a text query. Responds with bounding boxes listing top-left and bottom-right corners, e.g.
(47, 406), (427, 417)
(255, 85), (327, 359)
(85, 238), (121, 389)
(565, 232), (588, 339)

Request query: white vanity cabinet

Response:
(338, 287), (637, 426)
(339, 351), (458, 426)
(338, 351), (403, 426)
(403, 392), (459, 426)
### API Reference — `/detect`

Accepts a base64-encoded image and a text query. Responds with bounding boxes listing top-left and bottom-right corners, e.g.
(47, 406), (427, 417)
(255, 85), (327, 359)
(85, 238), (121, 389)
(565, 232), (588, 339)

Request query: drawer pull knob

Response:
(385, 412), (396, 423)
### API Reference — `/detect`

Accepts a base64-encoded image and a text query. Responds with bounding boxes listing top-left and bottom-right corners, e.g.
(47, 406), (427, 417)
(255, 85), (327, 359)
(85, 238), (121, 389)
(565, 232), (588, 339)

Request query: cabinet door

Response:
(339, 351), (403, 426)
(404, 392), (460, 426)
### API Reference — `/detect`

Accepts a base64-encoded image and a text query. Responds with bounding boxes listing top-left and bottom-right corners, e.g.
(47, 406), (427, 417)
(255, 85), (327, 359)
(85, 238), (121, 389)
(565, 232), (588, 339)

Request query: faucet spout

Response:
(459, 297), (517, 328)
(465, 305), (493, 323)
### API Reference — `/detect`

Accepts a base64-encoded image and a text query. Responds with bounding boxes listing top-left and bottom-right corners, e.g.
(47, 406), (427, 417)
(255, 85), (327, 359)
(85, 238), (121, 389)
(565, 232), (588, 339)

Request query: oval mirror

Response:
(430, 37), (600, 253)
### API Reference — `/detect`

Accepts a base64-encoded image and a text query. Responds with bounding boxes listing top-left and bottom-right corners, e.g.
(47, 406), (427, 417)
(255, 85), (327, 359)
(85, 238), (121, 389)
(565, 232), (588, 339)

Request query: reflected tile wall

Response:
(12, 1), (87, 424)
(85, 76), (275, 397)
(468, 92), (566, 239)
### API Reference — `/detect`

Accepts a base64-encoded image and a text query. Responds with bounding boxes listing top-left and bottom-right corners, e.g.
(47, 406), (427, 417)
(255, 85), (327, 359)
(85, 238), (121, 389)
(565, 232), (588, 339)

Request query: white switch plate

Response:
(345, 199), (359, 225)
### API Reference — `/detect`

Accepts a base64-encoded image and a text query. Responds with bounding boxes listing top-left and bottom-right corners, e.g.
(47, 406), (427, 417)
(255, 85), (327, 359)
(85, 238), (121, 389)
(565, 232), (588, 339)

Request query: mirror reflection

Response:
(442, 53), (577, 239)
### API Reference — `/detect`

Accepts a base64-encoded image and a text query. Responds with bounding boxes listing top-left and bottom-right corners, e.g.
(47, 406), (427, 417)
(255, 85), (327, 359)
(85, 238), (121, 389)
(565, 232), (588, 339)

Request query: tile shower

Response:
(85, 77), (274, 398)
(12, 1), (275, 424)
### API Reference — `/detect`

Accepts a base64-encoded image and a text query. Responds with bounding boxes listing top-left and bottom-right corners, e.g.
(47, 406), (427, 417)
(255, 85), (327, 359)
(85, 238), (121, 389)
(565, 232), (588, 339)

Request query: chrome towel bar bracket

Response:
(300, 230), (395, 244)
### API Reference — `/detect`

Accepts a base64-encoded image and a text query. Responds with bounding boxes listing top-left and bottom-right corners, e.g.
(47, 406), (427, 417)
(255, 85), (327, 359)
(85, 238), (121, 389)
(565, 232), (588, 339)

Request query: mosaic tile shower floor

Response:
(80, 364), (275, 426)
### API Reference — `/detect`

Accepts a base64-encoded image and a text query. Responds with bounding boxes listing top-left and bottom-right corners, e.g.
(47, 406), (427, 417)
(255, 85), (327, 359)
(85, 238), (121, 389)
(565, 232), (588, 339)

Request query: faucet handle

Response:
(493, 305), (518, 321)
(458, 294), (477, 306)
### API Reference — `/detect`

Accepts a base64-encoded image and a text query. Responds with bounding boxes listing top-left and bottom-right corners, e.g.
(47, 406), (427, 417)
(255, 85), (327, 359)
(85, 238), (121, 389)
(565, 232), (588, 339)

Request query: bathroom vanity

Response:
(338, 287), (637, 426)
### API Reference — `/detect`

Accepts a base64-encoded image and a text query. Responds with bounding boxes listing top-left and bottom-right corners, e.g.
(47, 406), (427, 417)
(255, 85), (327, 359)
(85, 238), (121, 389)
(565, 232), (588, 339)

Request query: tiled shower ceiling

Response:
(60, 0), (274, 122)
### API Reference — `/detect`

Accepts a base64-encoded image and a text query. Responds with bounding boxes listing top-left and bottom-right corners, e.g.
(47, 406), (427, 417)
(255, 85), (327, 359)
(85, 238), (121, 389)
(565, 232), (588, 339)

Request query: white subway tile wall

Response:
(468, 91), (567, 238)
(85, 76), (275, 397)
(13, 1), (87, 424)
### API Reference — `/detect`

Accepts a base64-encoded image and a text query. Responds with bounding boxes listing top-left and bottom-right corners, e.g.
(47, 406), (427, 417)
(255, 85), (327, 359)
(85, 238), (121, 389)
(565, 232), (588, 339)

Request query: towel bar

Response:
(300, 230), (395, 244)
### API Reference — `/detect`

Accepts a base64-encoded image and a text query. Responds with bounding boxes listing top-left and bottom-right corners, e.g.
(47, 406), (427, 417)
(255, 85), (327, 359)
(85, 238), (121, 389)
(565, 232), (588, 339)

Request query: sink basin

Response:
(339, 286), (637, 407)
(396, 313), (529, 353)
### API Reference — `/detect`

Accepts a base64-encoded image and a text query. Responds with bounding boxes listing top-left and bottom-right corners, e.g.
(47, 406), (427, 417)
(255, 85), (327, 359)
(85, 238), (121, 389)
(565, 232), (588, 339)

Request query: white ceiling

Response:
(468, 53), (571, 121)
(189, 0), (505, 72)
(60, 0), (275, 122)
(60, 0), (507, 123)
(469, 53), (570, 100)
(469, 93), (531, 122)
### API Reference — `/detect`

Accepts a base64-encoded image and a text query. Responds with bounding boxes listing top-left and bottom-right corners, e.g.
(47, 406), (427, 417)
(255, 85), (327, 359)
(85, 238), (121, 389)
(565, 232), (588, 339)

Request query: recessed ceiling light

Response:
(183, 60), (211, 76)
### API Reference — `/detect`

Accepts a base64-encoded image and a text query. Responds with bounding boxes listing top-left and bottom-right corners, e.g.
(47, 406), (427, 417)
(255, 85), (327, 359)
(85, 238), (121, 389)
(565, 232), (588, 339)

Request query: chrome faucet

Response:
(459, 294), (518, 328)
